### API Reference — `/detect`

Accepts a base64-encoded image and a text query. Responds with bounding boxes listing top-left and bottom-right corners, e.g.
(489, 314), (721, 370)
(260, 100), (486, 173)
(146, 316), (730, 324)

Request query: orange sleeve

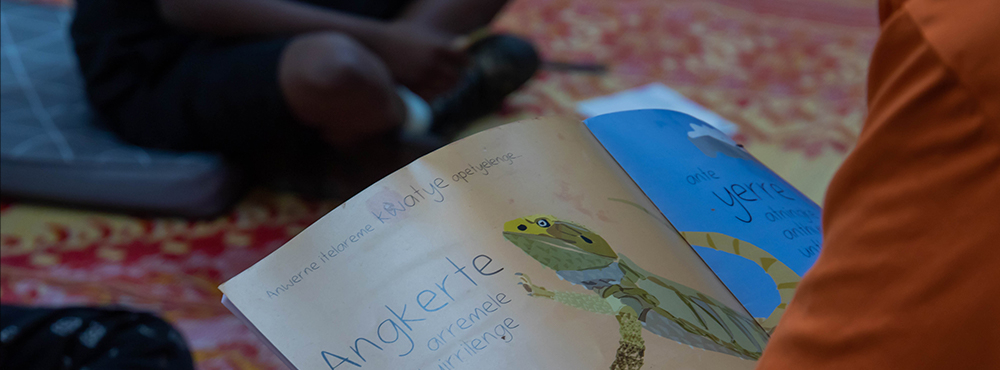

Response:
(756, 0), (1000, 369)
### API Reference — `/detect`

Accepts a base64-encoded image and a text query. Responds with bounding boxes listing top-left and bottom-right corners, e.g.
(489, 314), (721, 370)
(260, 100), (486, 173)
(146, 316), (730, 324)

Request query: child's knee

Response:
(281, 32), (394, 102)
(279, 32), (404, 140)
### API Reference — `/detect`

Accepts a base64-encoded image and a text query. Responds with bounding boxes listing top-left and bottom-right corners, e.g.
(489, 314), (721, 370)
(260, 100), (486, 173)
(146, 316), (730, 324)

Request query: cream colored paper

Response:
(220, 117), (763, 369)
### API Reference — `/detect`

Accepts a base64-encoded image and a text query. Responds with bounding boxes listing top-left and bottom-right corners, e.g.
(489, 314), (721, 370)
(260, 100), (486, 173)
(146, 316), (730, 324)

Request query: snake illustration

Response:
(678, 231), (801, 331)
(606, 198), (803, 331)
(502, 215), (772, 369)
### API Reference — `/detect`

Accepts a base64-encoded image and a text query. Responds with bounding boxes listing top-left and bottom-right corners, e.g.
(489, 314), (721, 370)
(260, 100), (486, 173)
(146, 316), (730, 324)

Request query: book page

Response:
(220, 117), (766, 369)
(585, 109), (823, 331)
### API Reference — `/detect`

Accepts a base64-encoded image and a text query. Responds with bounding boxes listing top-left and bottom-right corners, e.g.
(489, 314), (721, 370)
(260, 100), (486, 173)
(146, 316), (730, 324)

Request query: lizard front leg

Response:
(516, 273), (556, 298)
(612, 306), (645, 370)
(515, 273), (644, 369)
(515, 273), (616, 314)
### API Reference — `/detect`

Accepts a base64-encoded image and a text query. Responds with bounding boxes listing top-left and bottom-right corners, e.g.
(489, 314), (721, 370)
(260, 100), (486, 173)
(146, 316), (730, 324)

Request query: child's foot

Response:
(429, 33), (540, 138)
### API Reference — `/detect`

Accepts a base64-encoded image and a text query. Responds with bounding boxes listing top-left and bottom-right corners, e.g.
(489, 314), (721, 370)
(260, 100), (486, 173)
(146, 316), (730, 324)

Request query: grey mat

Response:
(1, 2), (237, 217)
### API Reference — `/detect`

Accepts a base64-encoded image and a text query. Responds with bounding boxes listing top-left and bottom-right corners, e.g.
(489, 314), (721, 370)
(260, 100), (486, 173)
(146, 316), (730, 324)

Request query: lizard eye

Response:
(536, 219), (550, 228)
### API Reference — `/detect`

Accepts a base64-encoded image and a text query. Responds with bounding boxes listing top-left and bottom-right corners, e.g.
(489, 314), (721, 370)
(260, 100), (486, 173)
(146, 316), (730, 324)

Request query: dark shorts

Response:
(70, 0), (413, 155)
(105, 38), (302, 154)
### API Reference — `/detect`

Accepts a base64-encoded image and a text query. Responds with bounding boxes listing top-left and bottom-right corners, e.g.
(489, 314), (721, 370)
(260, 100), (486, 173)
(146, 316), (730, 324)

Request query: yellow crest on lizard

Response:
(502, 214), (617, 271)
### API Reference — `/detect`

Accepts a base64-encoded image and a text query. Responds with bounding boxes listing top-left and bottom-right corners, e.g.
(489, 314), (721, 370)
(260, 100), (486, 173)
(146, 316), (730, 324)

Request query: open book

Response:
(219, 110), (822, 369)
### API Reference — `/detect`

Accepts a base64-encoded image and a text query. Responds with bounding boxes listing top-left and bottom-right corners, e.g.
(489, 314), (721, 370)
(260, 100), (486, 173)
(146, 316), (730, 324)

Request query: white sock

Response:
(397, 86), (433, 139)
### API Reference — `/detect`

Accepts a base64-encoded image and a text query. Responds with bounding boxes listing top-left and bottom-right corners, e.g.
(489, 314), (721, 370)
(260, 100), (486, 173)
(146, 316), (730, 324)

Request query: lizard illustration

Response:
(503, 215), (770, 369)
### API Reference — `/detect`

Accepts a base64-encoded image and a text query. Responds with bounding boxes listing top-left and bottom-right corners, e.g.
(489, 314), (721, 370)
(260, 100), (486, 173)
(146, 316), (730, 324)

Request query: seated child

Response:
(70, 0), (538, 155)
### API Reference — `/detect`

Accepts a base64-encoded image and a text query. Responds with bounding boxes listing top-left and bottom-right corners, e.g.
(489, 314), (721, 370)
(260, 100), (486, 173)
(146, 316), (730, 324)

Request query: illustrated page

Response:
(220, 117), (767, 370)
(586, 109), (823, 331)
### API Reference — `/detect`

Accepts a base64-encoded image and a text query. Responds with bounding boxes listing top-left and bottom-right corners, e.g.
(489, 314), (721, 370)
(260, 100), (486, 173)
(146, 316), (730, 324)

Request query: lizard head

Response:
(502, 214), (618, 271)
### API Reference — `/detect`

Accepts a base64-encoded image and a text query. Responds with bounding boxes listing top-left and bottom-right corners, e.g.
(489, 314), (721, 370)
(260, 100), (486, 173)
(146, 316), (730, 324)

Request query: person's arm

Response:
(755, 0), (1000, 368)
(157, 0), (466, 97)
(396, 0), (510, 35)
(157, 0), (378, 39)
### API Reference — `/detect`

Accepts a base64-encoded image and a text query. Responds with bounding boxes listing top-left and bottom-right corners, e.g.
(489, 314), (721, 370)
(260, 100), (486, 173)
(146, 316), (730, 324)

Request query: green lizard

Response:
(502, 215), (770, 369)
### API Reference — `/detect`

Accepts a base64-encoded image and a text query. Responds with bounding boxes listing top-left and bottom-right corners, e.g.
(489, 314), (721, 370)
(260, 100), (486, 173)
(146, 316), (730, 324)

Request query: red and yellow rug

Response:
(1, 0), (879, 368)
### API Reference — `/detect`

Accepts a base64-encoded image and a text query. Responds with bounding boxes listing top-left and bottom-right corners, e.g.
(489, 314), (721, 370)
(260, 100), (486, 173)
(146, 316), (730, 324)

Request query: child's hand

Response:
(370, 23), (468, 99)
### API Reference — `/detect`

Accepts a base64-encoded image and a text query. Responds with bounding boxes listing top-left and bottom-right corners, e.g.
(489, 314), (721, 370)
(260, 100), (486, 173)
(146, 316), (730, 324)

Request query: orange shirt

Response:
(757, 0), (1000, 368)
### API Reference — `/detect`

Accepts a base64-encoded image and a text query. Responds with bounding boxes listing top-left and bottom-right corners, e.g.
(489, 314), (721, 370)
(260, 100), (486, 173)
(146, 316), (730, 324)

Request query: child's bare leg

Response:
(279, 32), (406, 149)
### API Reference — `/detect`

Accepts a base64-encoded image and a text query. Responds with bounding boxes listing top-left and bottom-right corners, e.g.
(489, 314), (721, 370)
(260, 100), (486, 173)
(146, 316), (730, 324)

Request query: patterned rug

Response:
(0, 0), (879, 369)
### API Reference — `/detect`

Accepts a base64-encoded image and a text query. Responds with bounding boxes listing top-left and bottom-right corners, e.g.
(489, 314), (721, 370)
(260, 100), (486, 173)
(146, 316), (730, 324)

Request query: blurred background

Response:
(1, 0), (876, 368)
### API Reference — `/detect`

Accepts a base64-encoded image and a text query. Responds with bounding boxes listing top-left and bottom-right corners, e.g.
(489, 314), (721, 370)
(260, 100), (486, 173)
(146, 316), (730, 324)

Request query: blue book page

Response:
(585, 109), (821, 327)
